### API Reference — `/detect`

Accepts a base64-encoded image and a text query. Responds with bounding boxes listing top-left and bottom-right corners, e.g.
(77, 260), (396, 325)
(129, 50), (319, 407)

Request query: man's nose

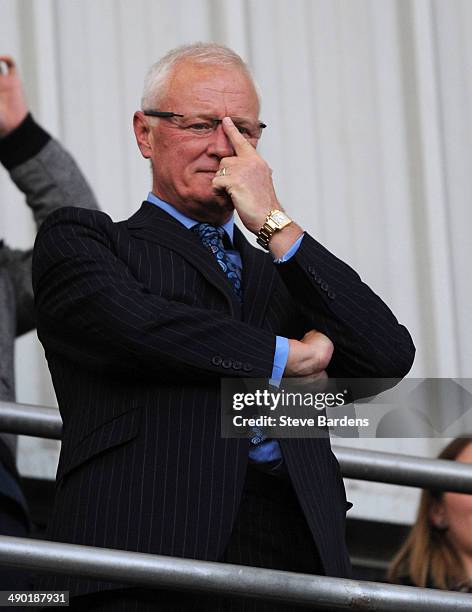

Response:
(207, 123), (235, 158)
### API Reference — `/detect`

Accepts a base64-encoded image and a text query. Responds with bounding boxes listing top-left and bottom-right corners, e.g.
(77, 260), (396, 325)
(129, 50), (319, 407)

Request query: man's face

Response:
(134, 62), (260, 224)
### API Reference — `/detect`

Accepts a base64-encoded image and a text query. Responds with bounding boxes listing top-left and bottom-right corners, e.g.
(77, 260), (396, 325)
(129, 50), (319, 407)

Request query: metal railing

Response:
(335, 445), (472, 492)
(2, 400), (472, 492)
(3, 400), (472, 610)
(1, 536), (472, 611)
(0, 400), (61, 439)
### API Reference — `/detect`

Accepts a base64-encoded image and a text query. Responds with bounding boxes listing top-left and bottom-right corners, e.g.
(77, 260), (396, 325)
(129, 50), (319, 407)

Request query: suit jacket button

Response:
(212, 355), (223, 366)
(242, 363), (253, 372)
(233, 361), (242, 370)
(321, 281), (329, 291)
(222, 358), (232, 369)
(327, 290), (336, 299)
(316, 277), (323, 285)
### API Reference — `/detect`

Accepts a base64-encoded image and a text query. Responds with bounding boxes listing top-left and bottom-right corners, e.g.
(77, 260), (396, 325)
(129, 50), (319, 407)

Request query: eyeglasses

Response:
(143, 110), (267, 141)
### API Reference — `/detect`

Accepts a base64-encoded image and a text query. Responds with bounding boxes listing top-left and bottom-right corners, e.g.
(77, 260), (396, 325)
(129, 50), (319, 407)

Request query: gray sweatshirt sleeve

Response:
(0, 114), (99, 335)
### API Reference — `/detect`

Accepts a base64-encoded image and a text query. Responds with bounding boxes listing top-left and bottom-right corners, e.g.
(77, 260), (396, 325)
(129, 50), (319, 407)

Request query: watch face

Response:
(271, 211), (288, 225)
(270, 210), (291, 229)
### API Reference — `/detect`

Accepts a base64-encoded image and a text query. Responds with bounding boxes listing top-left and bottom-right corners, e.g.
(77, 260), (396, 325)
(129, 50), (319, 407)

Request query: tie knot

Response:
(192, 223), (225, 240)
(192, 223), (226, 252)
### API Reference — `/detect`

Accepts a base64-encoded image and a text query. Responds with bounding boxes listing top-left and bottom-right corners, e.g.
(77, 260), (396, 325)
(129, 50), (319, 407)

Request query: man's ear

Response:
(430, 498), (449, 530)
(133, 111), (153, 159)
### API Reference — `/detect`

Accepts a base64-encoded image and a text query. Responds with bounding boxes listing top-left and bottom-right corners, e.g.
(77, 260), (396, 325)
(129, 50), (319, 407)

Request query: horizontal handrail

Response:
(0, 536), (471, 610)
(2, 400), (472, 492)
(334, 445), (472, 492)
(0, 400), (61, 439)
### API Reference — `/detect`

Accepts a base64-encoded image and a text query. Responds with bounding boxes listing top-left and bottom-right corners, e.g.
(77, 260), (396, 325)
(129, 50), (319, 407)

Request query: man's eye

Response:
(236, 125), (250, 135)
(188, 122), (212, 131)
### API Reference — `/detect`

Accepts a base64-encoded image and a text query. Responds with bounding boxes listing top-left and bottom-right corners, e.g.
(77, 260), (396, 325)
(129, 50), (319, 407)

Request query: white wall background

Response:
(1, 0), (472, 525)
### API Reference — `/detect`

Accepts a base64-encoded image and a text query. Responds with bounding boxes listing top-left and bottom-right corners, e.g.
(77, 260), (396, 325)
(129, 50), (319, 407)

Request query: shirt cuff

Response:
(270, 336), (289, 387)
(273, 233), (305, 264)
(0, 113), (51, 171)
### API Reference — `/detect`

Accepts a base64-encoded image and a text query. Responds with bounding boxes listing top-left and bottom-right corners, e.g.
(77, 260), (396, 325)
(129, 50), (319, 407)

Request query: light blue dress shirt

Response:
(146, 192), (303, 467)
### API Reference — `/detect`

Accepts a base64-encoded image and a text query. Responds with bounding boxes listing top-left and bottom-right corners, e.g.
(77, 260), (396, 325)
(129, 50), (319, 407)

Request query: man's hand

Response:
(0, 56), (28, 137)
(212, 117), (280, 233)
(212, 117), (304, 257)
(285, 330), (334, 378)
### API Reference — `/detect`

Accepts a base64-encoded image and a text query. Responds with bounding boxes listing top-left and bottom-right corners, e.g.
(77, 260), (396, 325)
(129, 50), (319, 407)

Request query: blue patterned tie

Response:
(192, 223), (275, 455)
(191, 223), (243, 301)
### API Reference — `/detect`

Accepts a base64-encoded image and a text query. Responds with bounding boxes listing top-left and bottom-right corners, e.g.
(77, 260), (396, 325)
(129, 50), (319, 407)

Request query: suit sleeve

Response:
(0, 114), (99, 336)
(32, 207), (276, 381)
(275, 234), (415, 378)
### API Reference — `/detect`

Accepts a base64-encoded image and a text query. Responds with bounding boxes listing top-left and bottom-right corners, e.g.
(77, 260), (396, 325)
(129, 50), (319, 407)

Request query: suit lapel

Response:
(234, 226), (277, 327)
(127, 202), (241, 317)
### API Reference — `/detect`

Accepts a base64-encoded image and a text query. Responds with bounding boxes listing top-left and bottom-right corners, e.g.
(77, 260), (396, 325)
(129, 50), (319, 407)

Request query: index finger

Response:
(222, 116), (255, 156)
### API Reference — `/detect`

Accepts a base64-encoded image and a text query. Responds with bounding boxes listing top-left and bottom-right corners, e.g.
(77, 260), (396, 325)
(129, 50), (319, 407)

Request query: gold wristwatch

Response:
(256, 209), (293, 250)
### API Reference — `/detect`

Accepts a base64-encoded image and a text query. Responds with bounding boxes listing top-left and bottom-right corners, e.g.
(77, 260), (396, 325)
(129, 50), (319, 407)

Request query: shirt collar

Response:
(147, 192), (235, 245)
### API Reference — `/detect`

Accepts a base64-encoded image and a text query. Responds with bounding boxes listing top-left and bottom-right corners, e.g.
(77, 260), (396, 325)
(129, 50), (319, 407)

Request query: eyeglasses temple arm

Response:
(142, 111), (184, 118)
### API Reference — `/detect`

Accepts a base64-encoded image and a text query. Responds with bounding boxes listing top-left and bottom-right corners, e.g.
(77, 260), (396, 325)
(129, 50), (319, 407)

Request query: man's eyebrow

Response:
(229, 116), (253, 124)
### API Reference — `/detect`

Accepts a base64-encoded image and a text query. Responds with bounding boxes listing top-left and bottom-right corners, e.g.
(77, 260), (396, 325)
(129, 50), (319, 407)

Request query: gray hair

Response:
(140, 42), (260, 109)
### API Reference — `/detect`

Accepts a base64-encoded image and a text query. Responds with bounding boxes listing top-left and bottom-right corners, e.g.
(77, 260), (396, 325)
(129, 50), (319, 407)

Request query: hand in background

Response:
(0, 56), (28, 137)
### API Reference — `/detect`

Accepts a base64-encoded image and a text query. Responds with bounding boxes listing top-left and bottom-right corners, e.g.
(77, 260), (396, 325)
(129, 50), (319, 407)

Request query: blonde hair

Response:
(388, 438), (472, 589)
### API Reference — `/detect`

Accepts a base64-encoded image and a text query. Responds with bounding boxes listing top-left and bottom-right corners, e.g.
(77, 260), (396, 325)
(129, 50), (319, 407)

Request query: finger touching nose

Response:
(207, 124), (235, 158)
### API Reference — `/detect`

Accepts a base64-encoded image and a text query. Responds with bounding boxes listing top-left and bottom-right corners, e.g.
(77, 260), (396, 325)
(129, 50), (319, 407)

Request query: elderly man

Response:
(0, 56), (98, 589)
(33, 43), (415, 611)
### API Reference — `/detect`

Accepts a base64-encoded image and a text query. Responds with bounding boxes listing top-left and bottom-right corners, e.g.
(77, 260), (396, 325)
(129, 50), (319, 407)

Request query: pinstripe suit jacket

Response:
(32, 202), (415, 598)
